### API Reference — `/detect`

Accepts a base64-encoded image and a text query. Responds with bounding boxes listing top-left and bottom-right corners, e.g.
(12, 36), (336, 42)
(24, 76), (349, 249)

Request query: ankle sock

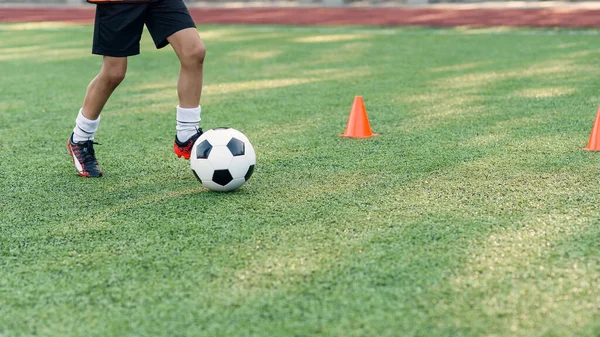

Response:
(176, 105), (201, 142)
(72, 109), (100, 143)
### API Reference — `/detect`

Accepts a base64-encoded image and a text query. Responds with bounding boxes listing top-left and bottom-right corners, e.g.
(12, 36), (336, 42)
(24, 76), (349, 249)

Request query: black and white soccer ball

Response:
(190, 128), (256, 192)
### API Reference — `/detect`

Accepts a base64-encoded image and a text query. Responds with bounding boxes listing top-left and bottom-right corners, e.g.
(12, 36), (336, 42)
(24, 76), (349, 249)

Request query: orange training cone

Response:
(340, 96), (377, 138)
(584, 107), (600, 151)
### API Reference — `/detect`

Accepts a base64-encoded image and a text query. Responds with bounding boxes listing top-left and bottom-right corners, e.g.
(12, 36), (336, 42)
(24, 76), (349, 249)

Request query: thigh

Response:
(92, 3), (148, 57)
(145, 0), (196, 50)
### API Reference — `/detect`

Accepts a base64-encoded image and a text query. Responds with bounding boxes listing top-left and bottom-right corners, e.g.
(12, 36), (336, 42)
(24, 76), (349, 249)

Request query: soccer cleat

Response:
(174, 129), (203, 160)
(67, 133), (103, 178)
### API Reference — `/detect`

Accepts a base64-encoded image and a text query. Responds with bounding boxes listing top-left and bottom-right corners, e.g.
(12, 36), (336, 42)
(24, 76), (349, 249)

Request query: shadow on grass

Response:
(2, 25), (600, 337)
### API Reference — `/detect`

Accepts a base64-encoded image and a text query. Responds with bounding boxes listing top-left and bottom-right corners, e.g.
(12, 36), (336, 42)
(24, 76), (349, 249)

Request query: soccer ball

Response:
(190, 128), (256, 192)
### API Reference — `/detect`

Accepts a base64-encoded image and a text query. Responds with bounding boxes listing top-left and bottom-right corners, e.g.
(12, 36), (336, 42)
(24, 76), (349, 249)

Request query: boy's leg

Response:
(68, 57), (127, 178)
(168, 28), (206, 159)
(145, 0), (204, 159)
(69, 3), (146, 177)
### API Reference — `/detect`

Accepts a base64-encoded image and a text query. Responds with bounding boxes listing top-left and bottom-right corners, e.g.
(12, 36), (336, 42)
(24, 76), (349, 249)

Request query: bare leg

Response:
(69, 56), (126, 177)
(81, 56), (128, 120)
(167, 28), (206, 109)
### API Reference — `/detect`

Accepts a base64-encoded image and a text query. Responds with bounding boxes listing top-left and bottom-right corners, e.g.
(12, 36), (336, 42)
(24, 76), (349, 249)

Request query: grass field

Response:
(1, 22), (600, 337)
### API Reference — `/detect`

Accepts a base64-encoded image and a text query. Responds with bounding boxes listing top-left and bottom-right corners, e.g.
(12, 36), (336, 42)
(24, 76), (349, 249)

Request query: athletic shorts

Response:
(92, 0), (196, 57)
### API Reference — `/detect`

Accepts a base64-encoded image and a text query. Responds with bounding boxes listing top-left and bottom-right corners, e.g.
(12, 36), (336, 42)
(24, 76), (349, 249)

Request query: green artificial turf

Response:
(1, 23), (599, 337)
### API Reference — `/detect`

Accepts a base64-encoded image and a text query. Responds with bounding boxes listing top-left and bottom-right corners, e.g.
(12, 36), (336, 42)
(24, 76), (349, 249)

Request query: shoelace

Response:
(77, 140), (101, 166)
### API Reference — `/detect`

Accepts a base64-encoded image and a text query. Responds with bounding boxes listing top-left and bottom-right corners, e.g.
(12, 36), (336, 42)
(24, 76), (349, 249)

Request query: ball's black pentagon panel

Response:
(227, 138), (245, 157)
(212, 169), (234, 186)
(244, 165), (255, 181)
(196, 140), (212, 159)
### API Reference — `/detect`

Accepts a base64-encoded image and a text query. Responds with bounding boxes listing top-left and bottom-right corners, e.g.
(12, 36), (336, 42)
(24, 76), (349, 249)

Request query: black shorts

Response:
(92, 0), (196, 57)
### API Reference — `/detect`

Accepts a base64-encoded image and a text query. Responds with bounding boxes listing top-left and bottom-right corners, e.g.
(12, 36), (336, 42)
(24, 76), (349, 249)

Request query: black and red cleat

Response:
(67, 133), (103, 178)
(173, 129), (203, 160)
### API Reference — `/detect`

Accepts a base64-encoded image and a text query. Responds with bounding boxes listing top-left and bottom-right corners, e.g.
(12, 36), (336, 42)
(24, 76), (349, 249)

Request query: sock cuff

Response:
(76, 109), (100, 131)
(176, 105), (201, 123)
(77, 109), (100, 123)
(73, 108), (100, 142)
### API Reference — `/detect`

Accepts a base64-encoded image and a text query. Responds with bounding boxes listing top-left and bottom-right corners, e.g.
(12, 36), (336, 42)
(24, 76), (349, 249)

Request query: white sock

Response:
(176, 105), (201, 142)
(72, 109), (100, 142)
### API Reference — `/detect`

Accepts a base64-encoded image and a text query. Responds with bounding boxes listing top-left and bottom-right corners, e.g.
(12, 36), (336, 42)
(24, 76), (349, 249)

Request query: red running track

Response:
(2, 6), (600, 28)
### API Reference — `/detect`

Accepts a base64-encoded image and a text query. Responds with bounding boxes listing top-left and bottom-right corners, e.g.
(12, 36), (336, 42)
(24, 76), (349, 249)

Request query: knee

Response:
(100, 63), (127, 88)
(181, 42), (206, 68)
